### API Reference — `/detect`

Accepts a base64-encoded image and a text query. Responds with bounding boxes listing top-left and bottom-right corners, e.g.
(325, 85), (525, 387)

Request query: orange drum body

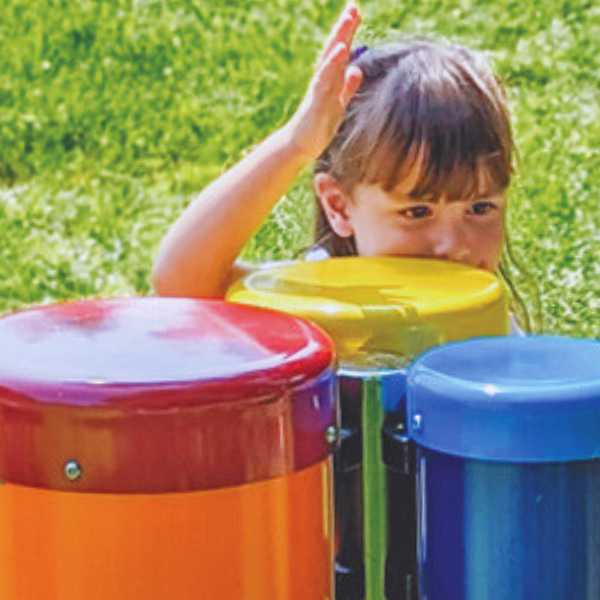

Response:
(0, 462), (332, 600)
(0, 299), (337, 600)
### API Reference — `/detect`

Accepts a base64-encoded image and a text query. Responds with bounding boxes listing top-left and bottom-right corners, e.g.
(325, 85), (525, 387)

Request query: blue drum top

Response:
(408, 336), (600, 463)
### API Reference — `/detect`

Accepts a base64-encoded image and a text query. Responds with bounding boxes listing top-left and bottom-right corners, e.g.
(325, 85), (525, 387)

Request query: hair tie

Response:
(350, 44), (369, 61)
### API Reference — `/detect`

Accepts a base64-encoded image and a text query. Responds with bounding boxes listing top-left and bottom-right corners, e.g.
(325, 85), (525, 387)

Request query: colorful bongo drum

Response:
(408, 336), (600, 600)
(0, 298), (336, 600)
(227, 257), (509, 600)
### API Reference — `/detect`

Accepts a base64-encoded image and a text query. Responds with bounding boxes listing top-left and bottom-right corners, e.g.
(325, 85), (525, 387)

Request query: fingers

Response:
(316, 2), (362, 71)
(340, 65), (363, 107)
(311, 42), (350, 100)
(312, 41), (364, 111)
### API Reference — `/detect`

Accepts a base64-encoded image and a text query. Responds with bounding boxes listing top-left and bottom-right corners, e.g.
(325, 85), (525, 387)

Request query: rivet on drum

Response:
(325, 424), (340, 446)
(64, 459), (83, 482)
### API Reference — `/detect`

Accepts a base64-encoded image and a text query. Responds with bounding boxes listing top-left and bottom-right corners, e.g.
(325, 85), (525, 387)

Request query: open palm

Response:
(286, 3), (364, 162)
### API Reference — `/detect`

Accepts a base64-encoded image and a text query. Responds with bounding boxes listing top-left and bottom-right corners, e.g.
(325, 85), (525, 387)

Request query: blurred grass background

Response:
(1, 0), (599, 336)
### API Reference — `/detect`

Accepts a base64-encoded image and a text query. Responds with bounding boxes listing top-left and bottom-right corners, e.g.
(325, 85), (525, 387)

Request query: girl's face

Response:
(348, 183), (506, 271)
(315, 171), (507, 272)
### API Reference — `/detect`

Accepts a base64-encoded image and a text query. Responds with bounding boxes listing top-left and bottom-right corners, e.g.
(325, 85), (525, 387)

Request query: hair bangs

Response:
(367, 142), (510, 201)
(349, 46), (512, 200)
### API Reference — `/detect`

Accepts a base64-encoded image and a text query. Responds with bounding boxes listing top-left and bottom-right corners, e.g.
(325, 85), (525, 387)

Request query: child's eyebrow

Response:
(469, 193), (506, 203)
(396, 191), (505, 203)
(389, 190), (437, 203)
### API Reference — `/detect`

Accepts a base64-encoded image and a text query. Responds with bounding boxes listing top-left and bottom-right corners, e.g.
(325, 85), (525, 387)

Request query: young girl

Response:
(153, 3), (526, 327)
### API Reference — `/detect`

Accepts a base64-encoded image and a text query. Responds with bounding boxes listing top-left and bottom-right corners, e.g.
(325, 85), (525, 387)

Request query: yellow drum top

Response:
(227, 257), (509, 366)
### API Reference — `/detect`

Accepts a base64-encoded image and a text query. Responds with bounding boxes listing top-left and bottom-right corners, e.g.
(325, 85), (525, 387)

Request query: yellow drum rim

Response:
(227, 257), (509, 365)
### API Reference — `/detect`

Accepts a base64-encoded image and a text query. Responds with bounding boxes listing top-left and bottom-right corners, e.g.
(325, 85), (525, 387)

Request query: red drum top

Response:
(0, 298), (336, 493)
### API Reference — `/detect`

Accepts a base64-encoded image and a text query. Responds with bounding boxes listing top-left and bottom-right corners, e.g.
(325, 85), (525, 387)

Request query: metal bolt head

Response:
(411, 414), (423, 432)
(394, 422), (405, 433)
(325, 424), (340, 446)
(64, 460), (82, 482)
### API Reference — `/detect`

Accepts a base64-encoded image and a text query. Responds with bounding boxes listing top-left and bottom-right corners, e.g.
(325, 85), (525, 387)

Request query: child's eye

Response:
(469, 201), (497, 216)
(399, 205), (433, 219)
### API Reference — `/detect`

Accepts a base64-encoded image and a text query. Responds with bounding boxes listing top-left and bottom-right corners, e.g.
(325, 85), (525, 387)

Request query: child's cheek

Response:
(481, 227), (505, 267)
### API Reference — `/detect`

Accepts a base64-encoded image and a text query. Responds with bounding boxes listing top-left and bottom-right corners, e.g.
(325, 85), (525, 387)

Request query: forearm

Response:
(153, 3), (362, 299)
(153, 126), (309, 298)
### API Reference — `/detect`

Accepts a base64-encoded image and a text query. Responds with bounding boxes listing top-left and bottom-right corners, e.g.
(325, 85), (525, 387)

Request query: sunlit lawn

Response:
(1, 0), (599, 337)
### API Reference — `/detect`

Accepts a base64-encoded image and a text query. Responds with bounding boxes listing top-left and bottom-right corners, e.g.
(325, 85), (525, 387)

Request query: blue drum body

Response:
(418, 452), (600, 599)
(408, 337), (600, 600)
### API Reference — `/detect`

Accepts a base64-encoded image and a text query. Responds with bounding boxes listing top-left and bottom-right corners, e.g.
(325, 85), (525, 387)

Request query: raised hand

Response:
(285, 3), (363, 162)
(153, 4), (365, 299)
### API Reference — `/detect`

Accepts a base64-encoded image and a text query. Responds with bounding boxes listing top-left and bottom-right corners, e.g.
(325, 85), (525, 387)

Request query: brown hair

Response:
(312, 38), (534, 330)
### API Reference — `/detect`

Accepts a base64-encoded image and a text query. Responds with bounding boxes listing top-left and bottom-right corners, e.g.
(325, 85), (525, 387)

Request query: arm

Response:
(153, 127), (309, 298)
(152, 2), (363, 298)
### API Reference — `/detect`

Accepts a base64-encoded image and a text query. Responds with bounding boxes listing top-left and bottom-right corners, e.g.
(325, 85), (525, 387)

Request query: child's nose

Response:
(432, 225), (472, 264)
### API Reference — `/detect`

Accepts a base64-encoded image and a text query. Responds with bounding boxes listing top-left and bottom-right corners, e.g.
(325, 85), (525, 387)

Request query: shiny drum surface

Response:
(0, 461), (333, 600)
(409, 336), (600, 600)
(228, 257), (509, 600)
(0, 297), (337, 600)
(227, 257), (508, 365)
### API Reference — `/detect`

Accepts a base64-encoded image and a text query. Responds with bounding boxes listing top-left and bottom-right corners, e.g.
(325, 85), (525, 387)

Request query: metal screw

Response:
(64, 460), (83, 482)
(325, 425), (340, 446)
(394, 422), (406, 433)
(411, 414), (423, 432)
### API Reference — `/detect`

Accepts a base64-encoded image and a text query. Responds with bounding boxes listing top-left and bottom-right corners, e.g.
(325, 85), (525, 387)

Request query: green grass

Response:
(1, 0), (600, 337)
